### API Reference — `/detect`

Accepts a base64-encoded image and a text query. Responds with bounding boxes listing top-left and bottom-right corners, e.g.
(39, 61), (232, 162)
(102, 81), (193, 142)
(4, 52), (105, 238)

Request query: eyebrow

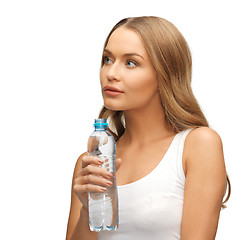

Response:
(104, 49), (144, 59)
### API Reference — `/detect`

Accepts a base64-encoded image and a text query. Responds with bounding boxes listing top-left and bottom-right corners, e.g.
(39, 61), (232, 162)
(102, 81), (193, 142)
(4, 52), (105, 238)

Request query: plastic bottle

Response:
(87, 118), (119, 232)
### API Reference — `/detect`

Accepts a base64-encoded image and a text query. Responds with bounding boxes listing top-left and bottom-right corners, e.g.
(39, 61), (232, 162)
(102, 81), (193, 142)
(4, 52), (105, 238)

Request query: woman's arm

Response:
(67, 206), (97, 240)
(66, 153), (97, 240)
(181, 127), (226, 240)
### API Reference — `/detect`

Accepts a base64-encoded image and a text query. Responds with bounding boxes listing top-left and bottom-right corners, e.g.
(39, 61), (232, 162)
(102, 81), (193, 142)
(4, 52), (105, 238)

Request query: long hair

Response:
(98, 16), (230, 208)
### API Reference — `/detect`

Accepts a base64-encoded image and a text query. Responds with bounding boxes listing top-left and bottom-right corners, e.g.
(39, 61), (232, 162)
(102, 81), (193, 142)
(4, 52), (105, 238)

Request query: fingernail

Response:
(98, 159), (104, 164)
(107, 172), (113, 178)
(106, 180), (113, 186)
(101, 187), (107, 192)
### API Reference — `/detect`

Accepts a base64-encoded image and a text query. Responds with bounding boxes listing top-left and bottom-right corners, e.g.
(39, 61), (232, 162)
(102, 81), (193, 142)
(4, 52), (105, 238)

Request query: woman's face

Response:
(100, 27), (159, 111)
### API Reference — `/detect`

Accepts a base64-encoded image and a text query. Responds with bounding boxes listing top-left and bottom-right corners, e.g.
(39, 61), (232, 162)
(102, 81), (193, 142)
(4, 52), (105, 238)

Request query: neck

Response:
(119, 96), (175, 146)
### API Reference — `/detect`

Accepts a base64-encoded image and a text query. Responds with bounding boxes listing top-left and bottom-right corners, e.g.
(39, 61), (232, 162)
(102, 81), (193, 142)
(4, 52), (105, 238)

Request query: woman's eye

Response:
(103, 56), (112, 64)
(126, 60), (137, 68)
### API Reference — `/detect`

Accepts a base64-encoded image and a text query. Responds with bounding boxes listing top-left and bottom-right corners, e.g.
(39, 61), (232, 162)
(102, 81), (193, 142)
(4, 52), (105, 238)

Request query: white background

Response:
(0, 0), (242, 239)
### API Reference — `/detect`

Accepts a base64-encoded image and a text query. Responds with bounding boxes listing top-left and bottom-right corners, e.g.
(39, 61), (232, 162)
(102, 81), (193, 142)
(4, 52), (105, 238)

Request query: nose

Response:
(106, 62), (121, 82)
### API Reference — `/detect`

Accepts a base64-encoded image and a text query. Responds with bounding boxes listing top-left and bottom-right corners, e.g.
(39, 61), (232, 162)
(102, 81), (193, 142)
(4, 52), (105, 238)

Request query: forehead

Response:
(105, 27), (147, 55)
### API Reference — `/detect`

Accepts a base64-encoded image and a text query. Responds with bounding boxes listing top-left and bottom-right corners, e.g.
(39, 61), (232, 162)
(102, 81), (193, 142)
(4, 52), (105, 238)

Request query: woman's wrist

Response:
(80, 206), (89, 218)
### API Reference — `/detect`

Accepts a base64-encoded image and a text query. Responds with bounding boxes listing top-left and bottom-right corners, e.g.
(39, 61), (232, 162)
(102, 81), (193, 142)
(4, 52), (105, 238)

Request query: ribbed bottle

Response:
(87, 118), (119, 231)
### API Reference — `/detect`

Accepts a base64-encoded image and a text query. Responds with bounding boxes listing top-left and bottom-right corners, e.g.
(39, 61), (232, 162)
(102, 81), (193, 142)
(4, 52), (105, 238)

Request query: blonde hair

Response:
(98, 16), (230, 208)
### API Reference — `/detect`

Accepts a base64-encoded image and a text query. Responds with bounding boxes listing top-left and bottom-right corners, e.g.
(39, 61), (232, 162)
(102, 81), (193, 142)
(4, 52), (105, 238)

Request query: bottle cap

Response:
(93, 118), (108, 128)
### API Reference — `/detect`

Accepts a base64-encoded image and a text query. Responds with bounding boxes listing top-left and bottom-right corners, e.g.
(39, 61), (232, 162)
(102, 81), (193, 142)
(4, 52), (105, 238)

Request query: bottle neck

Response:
(95, 128), (107, 131)
(93, 119), (108, 131)
(94, 123), (108, 131)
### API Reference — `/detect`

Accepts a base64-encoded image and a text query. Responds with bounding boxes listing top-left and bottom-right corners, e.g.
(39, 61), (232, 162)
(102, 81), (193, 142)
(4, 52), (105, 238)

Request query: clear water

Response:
(89, 177), (118, 231)
(88, 130), (119, 232)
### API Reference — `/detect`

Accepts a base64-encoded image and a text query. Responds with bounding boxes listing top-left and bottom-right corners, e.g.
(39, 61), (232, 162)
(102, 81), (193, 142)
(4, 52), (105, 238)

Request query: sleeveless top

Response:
(98, 129), (193, 240)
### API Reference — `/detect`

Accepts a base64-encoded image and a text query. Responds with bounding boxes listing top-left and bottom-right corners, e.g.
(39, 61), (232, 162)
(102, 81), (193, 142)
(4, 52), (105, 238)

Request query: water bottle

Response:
(87, 118), (119, 232)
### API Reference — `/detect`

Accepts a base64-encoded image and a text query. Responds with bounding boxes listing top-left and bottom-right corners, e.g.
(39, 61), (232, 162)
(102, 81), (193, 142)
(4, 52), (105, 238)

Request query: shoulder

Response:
(186, 126), (222, 144)
(185, 126), (223, 153)
(184, 127), (225, 175)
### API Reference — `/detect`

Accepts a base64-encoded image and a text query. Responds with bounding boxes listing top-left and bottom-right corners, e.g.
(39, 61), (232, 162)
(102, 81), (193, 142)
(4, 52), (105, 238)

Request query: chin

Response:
(104, 104), (124, 111)
(103, 101), (125, 111)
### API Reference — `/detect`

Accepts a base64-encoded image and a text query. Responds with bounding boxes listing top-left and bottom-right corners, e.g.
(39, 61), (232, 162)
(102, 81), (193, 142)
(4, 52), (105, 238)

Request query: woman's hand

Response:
(73, 155), (121, 210)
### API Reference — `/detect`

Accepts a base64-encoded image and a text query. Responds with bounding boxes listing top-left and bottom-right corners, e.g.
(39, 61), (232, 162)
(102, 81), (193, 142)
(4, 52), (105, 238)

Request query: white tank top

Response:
(98, 129), (193, 240)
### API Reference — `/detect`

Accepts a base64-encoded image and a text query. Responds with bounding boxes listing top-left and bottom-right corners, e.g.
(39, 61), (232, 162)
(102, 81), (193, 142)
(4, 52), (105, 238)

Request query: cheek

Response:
(127, 71), (158, 96)
(123, 73), (158, 109)
(100, 68), (105, 84)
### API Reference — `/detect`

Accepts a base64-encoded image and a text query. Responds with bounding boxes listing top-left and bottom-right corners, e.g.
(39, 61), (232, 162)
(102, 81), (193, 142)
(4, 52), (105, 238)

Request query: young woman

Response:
(66, 16), (231, 240)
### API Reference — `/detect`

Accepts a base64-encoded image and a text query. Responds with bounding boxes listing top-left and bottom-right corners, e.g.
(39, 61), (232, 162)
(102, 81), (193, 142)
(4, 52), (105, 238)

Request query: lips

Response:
(103, 85), (124, 93)
(103, 85), (124, 97)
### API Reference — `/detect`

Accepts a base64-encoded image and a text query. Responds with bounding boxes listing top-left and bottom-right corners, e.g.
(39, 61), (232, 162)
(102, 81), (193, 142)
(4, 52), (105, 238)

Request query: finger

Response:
(82, 155), (104, 168)
(82, 164), (113, 179)
(73, 183), (107, 194)
(75, 174), (113, 187)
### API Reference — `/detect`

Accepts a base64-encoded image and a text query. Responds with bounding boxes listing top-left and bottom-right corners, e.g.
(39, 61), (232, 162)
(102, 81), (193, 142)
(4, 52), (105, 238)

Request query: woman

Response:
(66, 16), (231, 240)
